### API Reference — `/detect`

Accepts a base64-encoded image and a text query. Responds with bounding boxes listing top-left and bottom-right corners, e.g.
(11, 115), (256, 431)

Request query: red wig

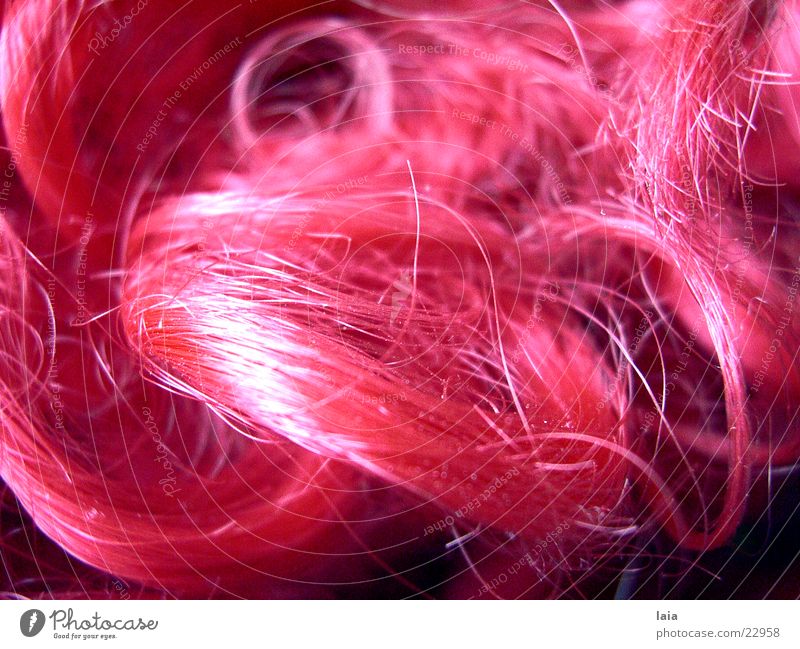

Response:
(2, 0), (800, 598)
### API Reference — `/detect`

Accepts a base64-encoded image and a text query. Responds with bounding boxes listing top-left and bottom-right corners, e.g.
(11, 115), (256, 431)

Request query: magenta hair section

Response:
(1, 0), (800, 598)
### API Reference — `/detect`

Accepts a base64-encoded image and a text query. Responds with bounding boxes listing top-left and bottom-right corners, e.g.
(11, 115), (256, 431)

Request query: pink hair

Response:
(1, 0), (799, 598)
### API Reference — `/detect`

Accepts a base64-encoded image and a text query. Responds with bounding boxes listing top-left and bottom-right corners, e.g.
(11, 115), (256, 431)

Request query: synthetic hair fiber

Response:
(1, 0), (800, 599)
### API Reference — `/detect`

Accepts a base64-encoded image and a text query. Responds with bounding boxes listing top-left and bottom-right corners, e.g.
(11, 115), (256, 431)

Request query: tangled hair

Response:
(1, 0), (800, 599)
